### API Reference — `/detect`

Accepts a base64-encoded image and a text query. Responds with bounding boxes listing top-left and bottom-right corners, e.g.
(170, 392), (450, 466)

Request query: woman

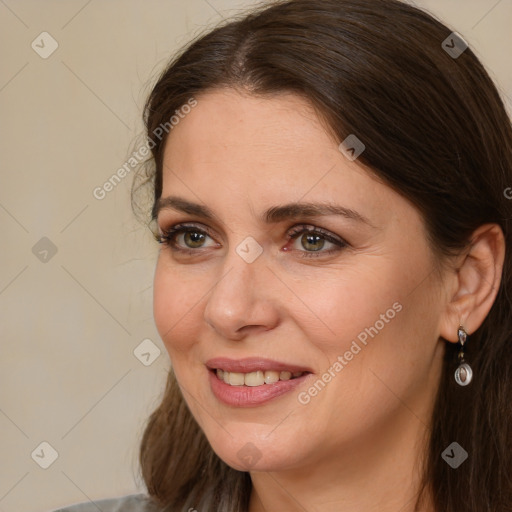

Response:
(54, 0), (512, 510)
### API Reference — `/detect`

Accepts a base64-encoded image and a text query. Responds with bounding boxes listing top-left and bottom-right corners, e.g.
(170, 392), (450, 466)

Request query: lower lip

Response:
(208, 369), (312, 407)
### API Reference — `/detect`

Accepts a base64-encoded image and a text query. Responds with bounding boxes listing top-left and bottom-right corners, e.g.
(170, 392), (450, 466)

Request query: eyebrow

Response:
(154, 195), (376, 228)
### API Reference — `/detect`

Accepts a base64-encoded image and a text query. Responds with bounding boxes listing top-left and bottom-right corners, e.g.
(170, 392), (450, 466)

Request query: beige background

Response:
(0, 1), (510, 511)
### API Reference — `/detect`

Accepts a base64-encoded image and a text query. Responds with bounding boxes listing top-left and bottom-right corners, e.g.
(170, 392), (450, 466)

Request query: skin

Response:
(153, 88), (505, 512)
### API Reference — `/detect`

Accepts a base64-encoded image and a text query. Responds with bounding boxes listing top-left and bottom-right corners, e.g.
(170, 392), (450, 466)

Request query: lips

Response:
(205, 356), (313, 374)
(205, 357), (315, 406)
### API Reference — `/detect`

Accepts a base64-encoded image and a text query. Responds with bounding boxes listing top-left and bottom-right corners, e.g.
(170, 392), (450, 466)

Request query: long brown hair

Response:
(132, 1), (512, 510)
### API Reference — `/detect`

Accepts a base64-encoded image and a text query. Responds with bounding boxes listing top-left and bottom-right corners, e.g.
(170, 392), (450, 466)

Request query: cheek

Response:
(292, 256), (434, 407)
(311, 262), (440, 411)
(153, 257), (204, 355)
(291, 263), (403, 357)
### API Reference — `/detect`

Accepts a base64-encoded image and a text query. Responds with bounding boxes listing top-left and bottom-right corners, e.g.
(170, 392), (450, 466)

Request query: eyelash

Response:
(156, 223), (347, 258)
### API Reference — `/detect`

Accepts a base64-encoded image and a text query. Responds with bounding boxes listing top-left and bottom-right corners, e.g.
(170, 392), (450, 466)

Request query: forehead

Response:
(163, 88), (332, 166)
(162, 89), (369, 193)
(158, 88), (415, 234)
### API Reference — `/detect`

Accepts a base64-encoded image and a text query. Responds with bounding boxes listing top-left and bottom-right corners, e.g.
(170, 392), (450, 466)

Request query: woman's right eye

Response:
(157, 224), (218, 254)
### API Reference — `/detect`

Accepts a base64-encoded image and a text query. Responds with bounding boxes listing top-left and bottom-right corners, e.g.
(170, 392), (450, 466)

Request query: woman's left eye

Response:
(157, 223), (347, 258)
(287, 225), (347, 258)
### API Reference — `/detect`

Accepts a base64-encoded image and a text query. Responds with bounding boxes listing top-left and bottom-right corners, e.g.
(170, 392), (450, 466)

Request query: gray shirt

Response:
(51, 493), (162, 512)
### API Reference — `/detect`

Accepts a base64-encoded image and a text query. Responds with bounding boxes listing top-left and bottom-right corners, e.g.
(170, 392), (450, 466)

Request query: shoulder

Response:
(50, 493), (162, 512)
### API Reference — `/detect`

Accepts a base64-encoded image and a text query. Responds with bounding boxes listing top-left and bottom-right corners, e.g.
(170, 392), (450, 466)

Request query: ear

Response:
(439, 223), (505, 342)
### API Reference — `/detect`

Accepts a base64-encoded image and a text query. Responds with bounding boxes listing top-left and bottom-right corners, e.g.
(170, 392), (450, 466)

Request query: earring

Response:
(454, 326), (473, 386)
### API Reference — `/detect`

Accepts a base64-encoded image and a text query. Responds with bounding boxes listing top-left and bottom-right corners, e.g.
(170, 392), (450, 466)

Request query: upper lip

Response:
(205, 357), (313, 374)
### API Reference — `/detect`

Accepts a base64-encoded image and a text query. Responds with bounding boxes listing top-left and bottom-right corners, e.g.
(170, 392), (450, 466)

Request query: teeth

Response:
(215, 369), (305, 386)
(229, 371), (245, 386)
(264, 371), (280, 384)
(244, 370), (264, 386)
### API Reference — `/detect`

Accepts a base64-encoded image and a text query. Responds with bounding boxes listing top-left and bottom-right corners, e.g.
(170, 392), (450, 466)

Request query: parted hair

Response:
(132, 1), (512, 510)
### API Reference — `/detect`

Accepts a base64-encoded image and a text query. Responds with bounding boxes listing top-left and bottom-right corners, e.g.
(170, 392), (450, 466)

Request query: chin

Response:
(217, 449), (292, 472)
(207, 430), (300, 472)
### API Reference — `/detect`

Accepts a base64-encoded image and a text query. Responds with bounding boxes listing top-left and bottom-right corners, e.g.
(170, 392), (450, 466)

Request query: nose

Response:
(203, 247), (280, 341)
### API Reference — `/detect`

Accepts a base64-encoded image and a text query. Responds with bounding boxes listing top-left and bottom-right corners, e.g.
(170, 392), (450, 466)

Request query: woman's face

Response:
(153, 88), (447, 472)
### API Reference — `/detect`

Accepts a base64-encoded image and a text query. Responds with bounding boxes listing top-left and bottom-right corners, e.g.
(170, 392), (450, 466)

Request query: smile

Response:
(214, 369), (307, 386)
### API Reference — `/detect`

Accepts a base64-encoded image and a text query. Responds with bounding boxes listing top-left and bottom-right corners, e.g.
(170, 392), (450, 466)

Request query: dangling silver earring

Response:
(454, 326), (473, 386)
